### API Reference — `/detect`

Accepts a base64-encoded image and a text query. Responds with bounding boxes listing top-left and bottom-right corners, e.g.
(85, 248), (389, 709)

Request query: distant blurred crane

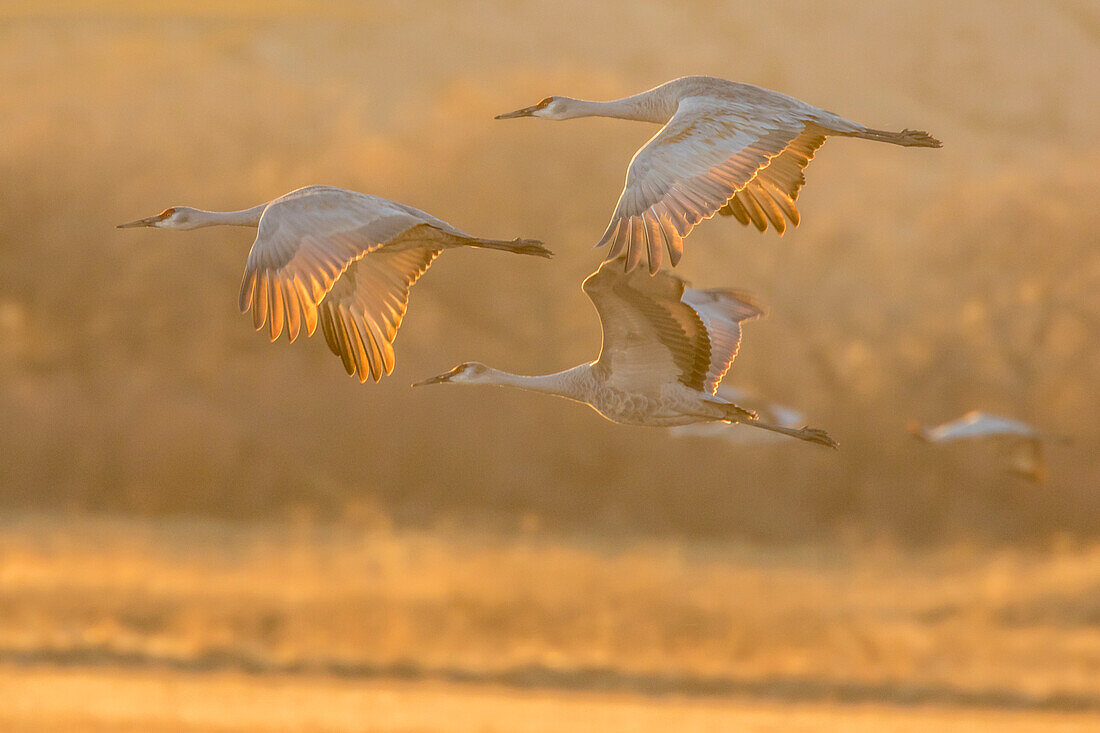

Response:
(414, 259), (838, 447)
(497, 76), (941, 273)
(118, 185), (551, 382)
(669, 386), (809, 446)
(909, 412), (1068, 483)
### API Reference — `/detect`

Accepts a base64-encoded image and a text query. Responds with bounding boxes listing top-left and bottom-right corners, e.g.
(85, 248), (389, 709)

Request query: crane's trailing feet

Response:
(117, 185), (550, 383)
(415, 259), (839, 449)
(717, 401), (838, 449)
(844, 127), (942, 147)
(497, 75), (942, 273)
(466, 237), (553, 258)
(116, 74), (948, 456)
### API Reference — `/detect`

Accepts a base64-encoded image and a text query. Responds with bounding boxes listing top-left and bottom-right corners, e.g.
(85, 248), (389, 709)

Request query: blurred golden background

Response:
(1, 0), (1098, 730)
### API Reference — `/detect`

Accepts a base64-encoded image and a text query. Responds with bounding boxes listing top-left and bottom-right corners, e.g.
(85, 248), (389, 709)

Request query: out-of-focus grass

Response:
(2, 513), (1099, 706)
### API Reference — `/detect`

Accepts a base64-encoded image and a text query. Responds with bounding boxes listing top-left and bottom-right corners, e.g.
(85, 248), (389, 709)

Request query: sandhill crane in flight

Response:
(497, 76), (941, 274)
(414, 259), (838, 447)
(118, 185), (551, 382)
(670, 386), (809, 446)
(909, 412), (1068, 483)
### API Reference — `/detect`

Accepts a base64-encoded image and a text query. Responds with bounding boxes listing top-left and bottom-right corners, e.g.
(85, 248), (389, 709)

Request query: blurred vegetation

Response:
(0, 0), (1097, 544)
(6, 514), (1100, 707)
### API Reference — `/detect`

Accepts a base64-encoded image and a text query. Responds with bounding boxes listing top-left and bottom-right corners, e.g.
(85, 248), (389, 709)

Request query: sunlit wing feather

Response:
(237, 186), (465, 343)
(718, 126), (827, 233)
(597, 98), (808, 273)
(317, 245), (442, 383)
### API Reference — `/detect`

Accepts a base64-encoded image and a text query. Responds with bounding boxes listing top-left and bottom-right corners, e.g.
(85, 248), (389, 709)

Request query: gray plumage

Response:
(118, 185), (551, 382)
(497, 76), (941, 273)
(415, 259), (837, 447)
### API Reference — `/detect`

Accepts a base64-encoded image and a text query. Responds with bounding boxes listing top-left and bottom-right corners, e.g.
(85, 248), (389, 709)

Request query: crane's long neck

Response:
(561, 92), (676, 124)
(481, 364), (593, 403)
(188, 204), (267, 228)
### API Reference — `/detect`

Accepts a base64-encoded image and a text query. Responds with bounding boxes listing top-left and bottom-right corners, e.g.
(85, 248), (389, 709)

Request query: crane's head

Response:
(117, 206), (202, 230)
(412, 362), (492, 386)
(495, 96), (575, 120)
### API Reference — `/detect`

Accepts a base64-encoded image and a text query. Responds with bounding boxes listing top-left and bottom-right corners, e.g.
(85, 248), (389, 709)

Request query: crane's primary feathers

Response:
(119, 185), (551, 383)
(498, 76), (941, 274)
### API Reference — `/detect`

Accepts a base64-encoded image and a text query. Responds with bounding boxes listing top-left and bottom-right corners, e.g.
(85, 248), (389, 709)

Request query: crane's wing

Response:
(316, 245), (442, 383)
(768, 403), (807, 429)
(583, 260), (761, 393)
(598, 98), (814, 273)
(926, 412), (1043, 442)
(717, 126), (827, 233)
(238, 186), (465, 344)
(1005, 438), (1047, 484)
(669, 421), (795, 446)
(712, 386), (805, 427)
(671, 385), (805, 444)
(681, 287), (764, 394)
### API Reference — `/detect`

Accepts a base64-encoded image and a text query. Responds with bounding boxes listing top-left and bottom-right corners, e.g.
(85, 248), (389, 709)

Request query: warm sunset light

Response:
(0, 1), (1097, 730)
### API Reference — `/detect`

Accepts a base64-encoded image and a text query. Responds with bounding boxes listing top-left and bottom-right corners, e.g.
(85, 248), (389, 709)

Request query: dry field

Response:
(4, 668), (1099, 732)
(1, 514), (1100, 729)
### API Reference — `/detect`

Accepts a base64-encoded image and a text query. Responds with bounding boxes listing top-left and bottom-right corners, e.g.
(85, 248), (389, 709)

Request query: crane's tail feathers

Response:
(465, 237), (553, 258)
(844, 127), (942, 148)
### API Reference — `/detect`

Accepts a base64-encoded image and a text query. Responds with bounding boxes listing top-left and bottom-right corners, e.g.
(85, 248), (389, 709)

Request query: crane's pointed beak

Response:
(116, 216), (160, 229)
(411, 370), (454, 387)
(495, 105), (538, 120)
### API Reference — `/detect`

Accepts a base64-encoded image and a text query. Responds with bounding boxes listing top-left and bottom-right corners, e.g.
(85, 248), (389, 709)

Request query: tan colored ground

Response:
(3, 667), (1098, 733)
(1, 514), (1099, 729)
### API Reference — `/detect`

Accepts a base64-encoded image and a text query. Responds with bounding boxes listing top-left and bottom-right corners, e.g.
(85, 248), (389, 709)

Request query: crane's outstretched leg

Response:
(709, 403), (836, 448)
(742, 419), (839, 449)
(720, 402), (757, 422)
(837, 127), (942, 148)
(460, 236), (554, 258)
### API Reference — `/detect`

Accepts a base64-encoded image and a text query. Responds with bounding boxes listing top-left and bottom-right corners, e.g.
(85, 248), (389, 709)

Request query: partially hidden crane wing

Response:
(598, 98), (815, 273)
(583, 260), (705, 392)
(583, 259), (757, 394)
(681, 288), (764, 394)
